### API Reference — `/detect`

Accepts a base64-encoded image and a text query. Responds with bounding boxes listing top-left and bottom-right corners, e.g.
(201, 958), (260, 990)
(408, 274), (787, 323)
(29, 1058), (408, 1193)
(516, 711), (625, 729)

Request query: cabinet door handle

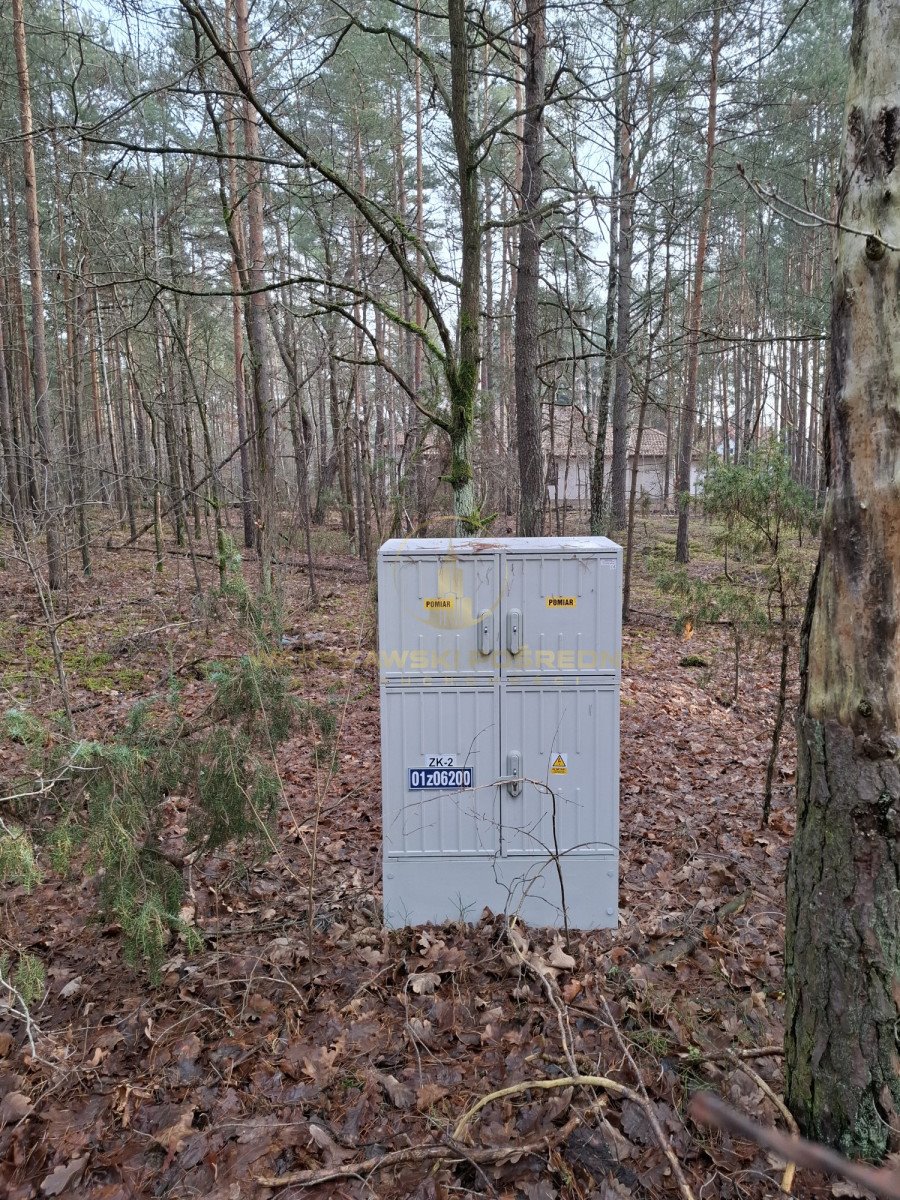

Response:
(507, 608), (522, 656)
(478, 610), (492, 656)
(507, 752), (522, 797)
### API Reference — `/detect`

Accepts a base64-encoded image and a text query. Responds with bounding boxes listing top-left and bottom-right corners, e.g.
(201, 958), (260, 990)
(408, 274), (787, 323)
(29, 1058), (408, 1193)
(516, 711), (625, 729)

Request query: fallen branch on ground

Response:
(453, 1075), (631, 1142)
(0, 968), (41, 1059)
(257, 1115), (580, 1188)
(725, 1050), (798, 1193)
(676, 1045), (783, 1064)
(504, 922), (696, 1200)
(690, 1090), (900, 1200)
(645, 888), (751, 965)
(451, 1075), (686, 1200)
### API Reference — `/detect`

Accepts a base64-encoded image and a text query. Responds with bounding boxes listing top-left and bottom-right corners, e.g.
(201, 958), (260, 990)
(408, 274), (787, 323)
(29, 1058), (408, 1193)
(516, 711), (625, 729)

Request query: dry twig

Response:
(725, 1050), (798, 1193)
(676, 1045), (783, 1064)
(257, 1116), (581, 1189)
(502, 923), (697, 1200)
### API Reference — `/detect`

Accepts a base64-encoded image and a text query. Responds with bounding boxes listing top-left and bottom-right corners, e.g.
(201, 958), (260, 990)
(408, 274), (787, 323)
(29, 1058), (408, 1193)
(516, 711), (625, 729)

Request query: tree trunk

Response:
(446, 0), (481, 535)
(623, 239), (665, 621)
(12, 0), (63, 589)
(270, 310), (318, 603)
(0, 303), (21, 530)
(230, 264), (256, 549)
(235, 0), (276, 595)
(514, 0), (546, 537)
(675, 3), (719, 563)
(610, 121), (633, 530)
(214, 20), (258, 552)
(72, 287), (91, 574)
(412, 0), (429, 536)
(785, 0), (900, 1159)
(2, 171), (33, 515)
(589, 87), (619, 535)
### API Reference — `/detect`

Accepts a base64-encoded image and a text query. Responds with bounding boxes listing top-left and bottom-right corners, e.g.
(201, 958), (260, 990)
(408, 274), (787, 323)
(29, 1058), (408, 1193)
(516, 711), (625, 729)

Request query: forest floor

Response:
(0, 515), (831, 1200)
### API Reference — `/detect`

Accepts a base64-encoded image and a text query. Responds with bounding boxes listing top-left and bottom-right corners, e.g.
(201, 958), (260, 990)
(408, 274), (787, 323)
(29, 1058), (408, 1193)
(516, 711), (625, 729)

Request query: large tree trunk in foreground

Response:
(785, 0), (900, 1159)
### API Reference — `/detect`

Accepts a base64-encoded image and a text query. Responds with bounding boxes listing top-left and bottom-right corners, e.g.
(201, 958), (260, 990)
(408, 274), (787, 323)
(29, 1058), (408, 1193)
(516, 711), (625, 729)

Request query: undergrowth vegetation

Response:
(0, 546), (302, 974)
(0, 516), (824, 1198)
(653, 443), (819, 823)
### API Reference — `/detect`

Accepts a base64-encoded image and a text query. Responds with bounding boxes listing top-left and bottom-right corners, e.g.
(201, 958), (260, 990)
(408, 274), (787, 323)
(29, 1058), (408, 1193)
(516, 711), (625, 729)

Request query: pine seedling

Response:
(0, 951), (45, 1009)
(0, 821), (41, 892)
(4, 707), (47, 752)
(2, 546), (298, 975)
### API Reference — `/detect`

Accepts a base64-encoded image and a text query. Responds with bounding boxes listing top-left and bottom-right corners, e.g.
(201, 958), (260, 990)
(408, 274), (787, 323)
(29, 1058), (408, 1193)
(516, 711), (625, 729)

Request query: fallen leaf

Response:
(151, 1102), (196, 1164)
(374, 1071), (413, 1109)
(508, 926), (530, 956)
(416, 1082), (449, 1111)
(0, 1091), (33, 1127)
(308, 1122), (353, 1165)
(409, 971), (441, 995)
(40, 1155), (90, 1196)
(601, 1180), (634, 1199)
(547, 937), (576, 971)
(562, 978), (583, 1002)
(301, 1042), (342, 1083)
(519, 1181), (557, 1200)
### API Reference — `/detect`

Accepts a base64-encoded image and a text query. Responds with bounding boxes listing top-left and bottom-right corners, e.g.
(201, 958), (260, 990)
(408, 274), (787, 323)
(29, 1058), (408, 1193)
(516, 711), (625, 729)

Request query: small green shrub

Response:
(655, 442), (819, 821)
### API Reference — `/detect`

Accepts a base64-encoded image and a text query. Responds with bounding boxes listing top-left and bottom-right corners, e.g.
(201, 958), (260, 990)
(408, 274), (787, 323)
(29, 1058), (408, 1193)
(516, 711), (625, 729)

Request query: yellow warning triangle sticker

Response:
(550, 753), (568, 775)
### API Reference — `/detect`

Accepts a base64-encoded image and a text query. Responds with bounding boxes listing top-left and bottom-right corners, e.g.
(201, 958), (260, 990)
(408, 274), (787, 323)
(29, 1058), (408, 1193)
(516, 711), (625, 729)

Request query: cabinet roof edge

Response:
(379, 536), (622, 555)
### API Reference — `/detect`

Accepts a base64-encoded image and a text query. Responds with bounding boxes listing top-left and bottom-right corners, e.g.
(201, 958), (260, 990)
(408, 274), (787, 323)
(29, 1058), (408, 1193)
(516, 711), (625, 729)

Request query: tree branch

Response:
(690, 1091), (900, 1200)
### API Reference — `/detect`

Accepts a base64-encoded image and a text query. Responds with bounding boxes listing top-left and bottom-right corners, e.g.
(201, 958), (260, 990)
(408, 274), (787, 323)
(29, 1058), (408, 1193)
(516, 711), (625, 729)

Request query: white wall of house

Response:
(547, 455), (703, 505)
(550, 457), (591, 502)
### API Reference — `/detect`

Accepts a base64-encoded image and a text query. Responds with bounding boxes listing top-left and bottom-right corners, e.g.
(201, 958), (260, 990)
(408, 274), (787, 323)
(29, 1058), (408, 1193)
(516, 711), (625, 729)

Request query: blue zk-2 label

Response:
(408, 762), (473, 790)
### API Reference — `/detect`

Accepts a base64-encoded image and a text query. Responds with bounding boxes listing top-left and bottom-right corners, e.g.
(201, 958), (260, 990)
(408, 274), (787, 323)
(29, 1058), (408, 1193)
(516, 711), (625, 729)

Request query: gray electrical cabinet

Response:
(377, 536), (621, 929)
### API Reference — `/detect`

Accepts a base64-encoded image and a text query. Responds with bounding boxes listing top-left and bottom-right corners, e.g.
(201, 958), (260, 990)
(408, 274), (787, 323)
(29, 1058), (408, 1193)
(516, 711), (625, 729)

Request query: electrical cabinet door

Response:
(382, 684), (500, 856)
(502, 551), (620, 677)
(378, 549), (504, 684)
(501, 682), (618, 857)
(378, 536), (621, 931)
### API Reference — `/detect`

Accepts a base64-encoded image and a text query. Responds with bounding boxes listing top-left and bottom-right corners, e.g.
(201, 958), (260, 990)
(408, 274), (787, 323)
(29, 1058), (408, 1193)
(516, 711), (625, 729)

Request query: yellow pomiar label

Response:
(550, 753), (568, 775)
(546, 596), (576, 608)
(424, 597), (454, 610)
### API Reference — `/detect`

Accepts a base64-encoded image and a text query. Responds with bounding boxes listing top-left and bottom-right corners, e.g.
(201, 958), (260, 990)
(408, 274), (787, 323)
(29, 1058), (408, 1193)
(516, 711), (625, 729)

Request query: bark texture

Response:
(514, 0), (546, 537)
(785, 0), (900, 1159)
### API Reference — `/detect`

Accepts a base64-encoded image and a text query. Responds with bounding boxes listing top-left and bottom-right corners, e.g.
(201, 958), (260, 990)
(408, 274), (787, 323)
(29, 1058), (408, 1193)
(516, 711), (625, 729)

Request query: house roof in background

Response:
(542, 407), (670, 459)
